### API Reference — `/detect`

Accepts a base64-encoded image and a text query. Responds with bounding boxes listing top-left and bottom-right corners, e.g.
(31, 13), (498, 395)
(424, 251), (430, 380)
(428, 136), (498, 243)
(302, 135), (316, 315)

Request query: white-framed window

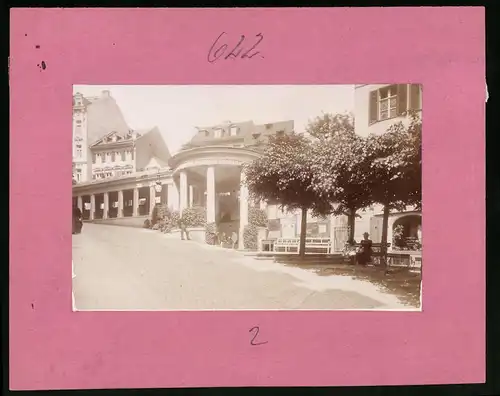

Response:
(75, 169), (82, 181)
(214, 128), (222, 138)
(230, 126), (238, 136)
(378, 85), (398, 121)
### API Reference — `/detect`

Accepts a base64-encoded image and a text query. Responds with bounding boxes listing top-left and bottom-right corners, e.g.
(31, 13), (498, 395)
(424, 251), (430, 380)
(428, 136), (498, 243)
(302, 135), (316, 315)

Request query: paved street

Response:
(72, 224), (406, 310)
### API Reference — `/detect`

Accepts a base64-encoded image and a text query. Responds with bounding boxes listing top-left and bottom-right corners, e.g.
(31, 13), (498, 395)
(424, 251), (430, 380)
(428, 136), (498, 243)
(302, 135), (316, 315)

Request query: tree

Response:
(243, 133), (331, 257)
(307, 113), (373, 242)
(365, 112), (422, 267)
(306, 112), (355, 141)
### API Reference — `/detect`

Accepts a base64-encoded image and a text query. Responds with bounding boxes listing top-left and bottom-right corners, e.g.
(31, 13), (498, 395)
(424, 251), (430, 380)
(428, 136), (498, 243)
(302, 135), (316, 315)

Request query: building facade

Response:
(72, 90), (133, 183)
(72, 86), (422, 252)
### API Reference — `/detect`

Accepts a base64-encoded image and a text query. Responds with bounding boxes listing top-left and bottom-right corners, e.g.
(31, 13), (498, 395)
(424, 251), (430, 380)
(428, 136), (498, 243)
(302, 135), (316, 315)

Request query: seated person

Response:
(356, 232), (373, 265)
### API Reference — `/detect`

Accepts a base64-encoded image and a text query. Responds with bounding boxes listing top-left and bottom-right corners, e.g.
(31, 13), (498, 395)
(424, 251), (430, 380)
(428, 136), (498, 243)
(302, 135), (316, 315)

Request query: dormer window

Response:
(200, 130), (209, 137)
(230, 126), (238, 136)
(214, 128), (222, 138)
(276, 130), (285, 137)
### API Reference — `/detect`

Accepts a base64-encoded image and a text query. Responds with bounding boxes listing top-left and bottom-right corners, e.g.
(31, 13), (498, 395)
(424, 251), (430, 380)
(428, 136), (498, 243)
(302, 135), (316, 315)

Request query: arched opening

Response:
(392, 214), (422, 251)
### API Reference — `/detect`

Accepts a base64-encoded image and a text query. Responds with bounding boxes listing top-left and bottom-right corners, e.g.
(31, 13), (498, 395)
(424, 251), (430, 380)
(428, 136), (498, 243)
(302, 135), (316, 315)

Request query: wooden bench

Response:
(273, 237), (331, 254)
(344, 243), (391, 264)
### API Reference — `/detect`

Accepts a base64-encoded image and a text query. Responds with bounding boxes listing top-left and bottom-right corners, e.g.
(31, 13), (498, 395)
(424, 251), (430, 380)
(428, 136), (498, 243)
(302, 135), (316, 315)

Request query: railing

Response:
(273, 237), (332, 254)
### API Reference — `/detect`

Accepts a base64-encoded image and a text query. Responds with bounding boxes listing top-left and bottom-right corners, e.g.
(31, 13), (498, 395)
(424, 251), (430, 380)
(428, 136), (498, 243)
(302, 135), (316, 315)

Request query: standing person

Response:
(72, 205), (83, 234)
(178, 217), (190, 240)
(231, 230), (238, 249)
(356, 232), (373, 265)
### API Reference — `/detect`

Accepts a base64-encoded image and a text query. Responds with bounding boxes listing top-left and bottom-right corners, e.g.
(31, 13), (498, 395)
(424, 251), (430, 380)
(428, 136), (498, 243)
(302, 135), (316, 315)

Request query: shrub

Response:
(181, 206), (206, 228)
(151, 203), (170, 226)
(243, 224), (259, 250)
(205, 222), (218, 245)
(248, 207), (268, 227)
(393, 224), (406, 249)
(143, 219), (151, 229)
(151, 223), (161, 230)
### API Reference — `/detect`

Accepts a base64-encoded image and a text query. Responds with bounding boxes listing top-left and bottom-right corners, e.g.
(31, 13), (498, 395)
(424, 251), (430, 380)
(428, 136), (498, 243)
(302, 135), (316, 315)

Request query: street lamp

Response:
(154, 169), (162, 204)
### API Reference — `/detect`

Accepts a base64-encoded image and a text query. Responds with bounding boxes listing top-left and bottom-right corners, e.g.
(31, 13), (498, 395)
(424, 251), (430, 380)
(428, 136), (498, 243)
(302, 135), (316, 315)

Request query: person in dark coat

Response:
(178, 217), (190, 240)
(72, 206), (83, 234)
(356, 232), (373, 265)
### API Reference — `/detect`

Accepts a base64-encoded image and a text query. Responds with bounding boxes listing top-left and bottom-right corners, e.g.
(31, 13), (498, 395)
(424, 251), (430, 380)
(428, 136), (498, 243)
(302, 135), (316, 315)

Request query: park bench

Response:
(345, 242), (391, 265)
(273, 237), (331, 254)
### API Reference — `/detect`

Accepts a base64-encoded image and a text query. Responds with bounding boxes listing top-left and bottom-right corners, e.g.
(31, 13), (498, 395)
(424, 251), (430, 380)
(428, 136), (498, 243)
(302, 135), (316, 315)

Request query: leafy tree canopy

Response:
(243, 133), (331, 216)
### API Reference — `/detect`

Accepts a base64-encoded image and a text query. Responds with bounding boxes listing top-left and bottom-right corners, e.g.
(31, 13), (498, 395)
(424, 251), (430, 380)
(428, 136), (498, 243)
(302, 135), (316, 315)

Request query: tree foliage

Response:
(243, 133), (331, 256)
(364, 111), (422, 266)
(306, 112), (355, 141)
(308, 113), (373, 242)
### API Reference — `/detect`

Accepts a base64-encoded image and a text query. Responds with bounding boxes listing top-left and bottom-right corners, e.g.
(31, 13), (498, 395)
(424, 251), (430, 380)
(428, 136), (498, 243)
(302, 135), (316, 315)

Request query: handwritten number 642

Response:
(249, 326), (268, 346)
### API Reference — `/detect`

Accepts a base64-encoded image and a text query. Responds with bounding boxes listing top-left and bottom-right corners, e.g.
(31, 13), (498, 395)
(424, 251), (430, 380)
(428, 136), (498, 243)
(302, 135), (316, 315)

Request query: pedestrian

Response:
(72, 205), (83, 234)
(178, 217), (190, 240)
(231, 231), (238, 249)
(356, 232), (373, 265)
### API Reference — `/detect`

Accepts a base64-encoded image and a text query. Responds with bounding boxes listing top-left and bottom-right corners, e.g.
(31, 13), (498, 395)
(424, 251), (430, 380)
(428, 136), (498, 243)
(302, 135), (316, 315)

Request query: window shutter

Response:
(409, 84), (421, 111)
(397, 84), (408, 115)
(369, 90), (378, 124)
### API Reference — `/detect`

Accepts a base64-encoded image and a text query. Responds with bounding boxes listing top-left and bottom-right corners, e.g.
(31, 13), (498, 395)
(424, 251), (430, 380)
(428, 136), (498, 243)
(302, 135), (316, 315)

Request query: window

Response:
(230, 126), (238, 136)
(378, 85), (398, 120)
(276, 130), (285, 137)
(76, 149), (82, 158)
(369, 84), (410, 124)
(75, 120), (82, 125)
(92, 153), (96, 164)
(111, 152), (116, 162)
(265, 123), (273, 130)
(252, 133), (261, 139)
(121, 151), (126, 161)
(214, 128), (222, 138)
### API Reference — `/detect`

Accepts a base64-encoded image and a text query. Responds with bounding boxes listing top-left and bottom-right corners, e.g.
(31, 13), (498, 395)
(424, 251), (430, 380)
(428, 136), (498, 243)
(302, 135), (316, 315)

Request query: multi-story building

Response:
(72, 90), (132, 183)
(352, 83), (423, 249)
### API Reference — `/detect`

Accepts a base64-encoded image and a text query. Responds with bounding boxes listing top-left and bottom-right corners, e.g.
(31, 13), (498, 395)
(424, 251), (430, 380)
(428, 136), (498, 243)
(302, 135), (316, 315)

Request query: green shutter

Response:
(369, 90), (378, 124)
(397, 84), (408, 115)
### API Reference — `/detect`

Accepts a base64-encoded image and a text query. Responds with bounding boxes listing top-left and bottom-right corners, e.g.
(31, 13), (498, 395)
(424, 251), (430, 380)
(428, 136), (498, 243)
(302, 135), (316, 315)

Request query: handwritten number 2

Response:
(249, 326), (268, 346)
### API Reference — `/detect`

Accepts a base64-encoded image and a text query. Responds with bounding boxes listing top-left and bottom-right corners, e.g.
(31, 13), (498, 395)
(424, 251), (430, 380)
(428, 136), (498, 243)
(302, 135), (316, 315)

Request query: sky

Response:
(73, 85), (355, 154)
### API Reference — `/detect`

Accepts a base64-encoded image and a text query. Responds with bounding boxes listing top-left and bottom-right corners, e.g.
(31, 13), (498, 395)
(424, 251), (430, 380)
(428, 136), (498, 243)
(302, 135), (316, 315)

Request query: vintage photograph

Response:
(72, 84), (422, 311)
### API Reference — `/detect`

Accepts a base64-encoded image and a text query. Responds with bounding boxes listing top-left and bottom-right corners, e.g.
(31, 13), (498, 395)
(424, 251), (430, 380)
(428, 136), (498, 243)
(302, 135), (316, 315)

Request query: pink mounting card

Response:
(10, 7), (485, 390)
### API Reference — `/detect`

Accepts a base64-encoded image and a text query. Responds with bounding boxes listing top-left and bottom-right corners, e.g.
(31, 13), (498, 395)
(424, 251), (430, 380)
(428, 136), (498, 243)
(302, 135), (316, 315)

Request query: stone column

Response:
(117, 190), (124, 218)
(179, 171), (188, 216)
(77, 196), (83, 211)
(133, 187), (139, 216)
(238, 169), (249, 250)
(103, 192), (109, 219)
(189, 185), (194, 208)
(206, 166), (216, 224)
(90, 194), (95, 220)
(167, 183), (179, 211)
(149, 184), (156, 215)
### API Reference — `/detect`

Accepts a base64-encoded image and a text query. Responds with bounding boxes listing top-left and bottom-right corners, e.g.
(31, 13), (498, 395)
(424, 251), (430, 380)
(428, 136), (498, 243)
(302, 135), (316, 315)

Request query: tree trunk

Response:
(347, 209), (356, 243)
(298, 207), (308, 258)
(380, 205), (390, 269)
